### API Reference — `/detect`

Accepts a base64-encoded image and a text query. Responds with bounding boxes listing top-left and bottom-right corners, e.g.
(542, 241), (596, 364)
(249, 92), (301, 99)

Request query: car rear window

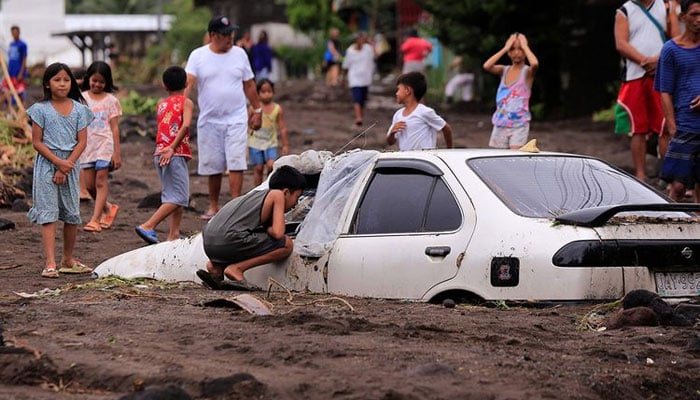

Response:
(468, 156), (668, 218)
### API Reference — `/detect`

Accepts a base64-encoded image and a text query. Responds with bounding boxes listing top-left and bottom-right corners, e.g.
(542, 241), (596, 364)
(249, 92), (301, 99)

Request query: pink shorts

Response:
(617, 76), (664, 136)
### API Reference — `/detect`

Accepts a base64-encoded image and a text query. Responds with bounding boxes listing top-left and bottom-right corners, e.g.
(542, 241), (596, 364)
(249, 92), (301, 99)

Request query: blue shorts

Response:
(81, 159), (111, 171)
(248, 147), (278, 166)
(154, 155), (190, 207)
(660, 131), (700, 187)
(351, 86), (368, 107)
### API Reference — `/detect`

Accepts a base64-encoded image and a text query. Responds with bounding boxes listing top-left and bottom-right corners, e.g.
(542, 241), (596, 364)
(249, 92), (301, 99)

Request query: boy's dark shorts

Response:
(351, 86), (368, 107)
(660, 131), (700, 187)
(203, 232), (286, 266)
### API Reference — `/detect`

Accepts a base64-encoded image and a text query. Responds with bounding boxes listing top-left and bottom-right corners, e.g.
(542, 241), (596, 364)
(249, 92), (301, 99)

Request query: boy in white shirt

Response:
(386, 72), (453, 151)
(342, 32), (376, 126)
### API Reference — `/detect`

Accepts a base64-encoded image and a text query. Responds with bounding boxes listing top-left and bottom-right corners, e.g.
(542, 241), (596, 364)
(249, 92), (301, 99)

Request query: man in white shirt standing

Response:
(185, 16), (263, 219)
(342, 32), (376, 127)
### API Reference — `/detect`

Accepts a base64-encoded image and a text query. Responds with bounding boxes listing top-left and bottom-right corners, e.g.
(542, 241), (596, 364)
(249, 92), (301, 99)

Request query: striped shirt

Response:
(654, 40), (700, 132)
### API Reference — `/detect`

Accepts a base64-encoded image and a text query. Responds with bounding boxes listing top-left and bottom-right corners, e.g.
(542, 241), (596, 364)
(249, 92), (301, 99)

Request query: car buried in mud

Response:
(94, 148), (700, 302)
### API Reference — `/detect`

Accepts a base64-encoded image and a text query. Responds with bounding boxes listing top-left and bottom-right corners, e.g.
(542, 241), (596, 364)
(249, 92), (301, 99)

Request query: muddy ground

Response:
(1, 80), (699, 399)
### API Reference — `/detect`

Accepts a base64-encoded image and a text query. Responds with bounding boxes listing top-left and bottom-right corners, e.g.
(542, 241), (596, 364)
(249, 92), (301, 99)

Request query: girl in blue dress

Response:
(26, 63), (94, 278)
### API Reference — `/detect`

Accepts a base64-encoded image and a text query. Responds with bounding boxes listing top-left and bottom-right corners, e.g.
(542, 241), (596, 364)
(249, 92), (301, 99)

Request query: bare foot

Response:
(206, 261), (225, 279)
(224, 264), (245, 282)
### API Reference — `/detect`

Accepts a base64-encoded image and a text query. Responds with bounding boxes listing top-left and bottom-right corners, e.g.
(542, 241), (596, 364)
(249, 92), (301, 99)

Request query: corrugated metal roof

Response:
(58, 14), (174, 34)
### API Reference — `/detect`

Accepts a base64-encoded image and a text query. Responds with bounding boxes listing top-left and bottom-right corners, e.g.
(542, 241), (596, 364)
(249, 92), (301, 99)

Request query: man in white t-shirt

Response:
(185, 16), (263, 219)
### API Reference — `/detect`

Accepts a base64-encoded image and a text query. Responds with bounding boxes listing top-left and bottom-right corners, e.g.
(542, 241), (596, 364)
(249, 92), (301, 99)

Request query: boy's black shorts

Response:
(203, 234), (286, 266)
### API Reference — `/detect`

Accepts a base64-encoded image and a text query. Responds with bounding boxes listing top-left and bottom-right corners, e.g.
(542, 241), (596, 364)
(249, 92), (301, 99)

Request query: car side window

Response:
(352, 168), (461, 234)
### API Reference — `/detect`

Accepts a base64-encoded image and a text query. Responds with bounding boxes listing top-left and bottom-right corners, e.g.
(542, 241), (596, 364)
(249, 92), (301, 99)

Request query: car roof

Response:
(375, 148), (588, 163)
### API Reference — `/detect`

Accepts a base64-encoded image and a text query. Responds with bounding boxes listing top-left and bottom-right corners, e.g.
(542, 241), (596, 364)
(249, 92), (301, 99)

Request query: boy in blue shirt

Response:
(2, 25), (27, 106)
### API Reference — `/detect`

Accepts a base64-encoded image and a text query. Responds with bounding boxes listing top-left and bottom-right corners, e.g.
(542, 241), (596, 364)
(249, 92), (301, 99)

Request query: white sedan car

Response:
(95, 149), (700, 302)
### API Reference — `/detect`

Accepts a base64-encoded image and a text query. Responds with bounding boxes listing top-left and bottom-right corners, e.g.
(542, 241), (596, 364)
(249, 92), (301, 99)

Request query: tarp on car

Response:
(293, 149), (379, 257)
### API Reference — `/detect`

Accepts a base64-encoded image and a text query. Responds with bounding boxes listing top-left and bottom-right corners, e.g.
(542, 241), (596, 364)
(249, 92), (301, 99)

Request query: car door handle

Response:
(425, 246), (451, 257)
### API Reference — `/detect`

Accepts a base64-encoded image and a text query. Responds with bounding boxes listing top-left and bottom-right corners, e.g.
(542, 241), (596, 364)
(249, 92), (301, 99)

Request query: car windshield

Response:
(468, 155), (668, 218)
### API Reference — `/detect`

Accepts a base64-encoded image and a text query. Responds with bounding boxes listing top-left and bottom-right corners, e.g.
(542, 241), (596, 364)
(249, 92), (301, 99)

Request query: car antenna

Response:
(335, 122), (377, 156)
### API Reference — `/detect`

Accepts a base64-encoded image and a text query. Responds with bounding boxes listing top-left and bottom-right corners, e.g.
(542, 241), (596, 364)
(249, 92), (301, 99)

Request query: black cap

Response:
(208, 16), (237, 34)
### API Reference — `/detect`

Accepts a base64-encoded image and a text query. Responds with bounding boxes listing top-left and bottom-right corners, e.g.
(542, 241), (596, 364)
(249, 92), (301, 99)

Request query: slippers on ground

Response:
(196, 269), (223, 290)
(83, 221), (102, 232)
(58, 260), (92, 274)
(99, 203), (120, 229)
(41, 264), (59, 278)
(135, 226), (159, 245)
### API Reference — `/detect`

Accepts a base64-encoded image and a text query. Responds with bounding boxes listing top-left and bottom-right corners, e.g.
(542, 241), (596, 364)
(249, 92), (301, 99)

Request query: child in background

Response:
(26, 63), (94, 278)
(248, 78), (288, 186)
(80, 61), (122, 232)
(482, 33), (539, 149)
(73, 67), (91, 202)
(342, 31), (376, 127)
(135, 66), (193, 244)
(386, 71), (453, 150)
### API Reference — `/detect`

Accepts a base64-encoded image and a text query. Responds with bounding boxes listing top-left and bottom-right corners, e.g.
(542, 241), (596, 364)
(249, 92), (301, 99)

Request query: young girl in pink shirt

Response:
(80, 61), (122, 232)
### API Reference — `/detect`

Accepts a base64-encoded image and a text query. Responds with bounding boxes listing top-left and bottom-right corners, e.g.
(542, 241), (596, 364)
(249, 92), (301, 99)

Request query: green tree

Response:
(416, 0), (619, 118)
(162, 0), (211, 63)
(126, 0), (209, 83)
(284, 0), (337, 33)
(417, 0), (513, 63)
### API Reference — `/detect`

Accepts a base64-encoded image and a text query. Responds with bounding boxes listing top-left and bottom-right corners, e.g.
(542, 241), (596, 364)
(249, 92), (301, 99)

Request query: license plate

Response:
(655, 272), (700, 296)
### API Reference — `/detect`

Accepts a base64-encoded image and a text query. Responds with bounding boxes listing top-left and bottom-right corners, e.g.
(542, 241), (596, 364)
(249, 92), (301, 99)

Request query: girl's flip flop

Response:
(58, 261), (92, 274)
(83, 221), (102, 232)
(100, 203), (120, 229)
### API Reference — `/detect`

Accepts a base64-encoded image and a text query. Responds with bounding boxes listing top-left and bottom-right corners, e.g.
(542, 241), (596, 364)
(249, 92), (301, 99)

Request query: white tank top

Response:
(619, 0), (667, 81)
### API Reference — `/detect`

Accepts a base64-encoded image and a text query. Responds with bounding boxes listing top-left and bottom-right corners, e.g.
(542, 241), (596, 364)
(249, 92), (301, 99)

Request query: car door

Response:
(326, 158), (476, 299)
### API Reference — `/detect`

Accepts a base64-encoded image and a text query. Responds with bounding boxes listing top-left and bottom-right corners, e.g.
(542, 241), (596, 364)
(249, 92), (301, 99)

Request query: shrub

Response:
(120, 90), (159, 116)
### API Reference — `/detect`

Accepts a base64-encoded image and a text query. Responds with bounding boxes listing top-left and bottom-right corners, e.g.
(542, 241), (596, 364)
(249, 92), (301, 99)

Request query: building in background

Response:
(0, 0), (172, 68)
(0, 0), (79, 66)
(54, 14), (174, 67)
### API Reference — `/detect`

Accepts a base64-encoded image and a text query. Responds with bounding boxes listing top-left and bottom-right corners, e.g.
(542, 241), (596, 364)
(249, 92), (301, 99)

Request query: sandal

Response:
(41, 264), (59, 278)
(83, 221), (102, 232)
(196, 269), (223, 290)
(135, 226), (159, 245)
(58, 260), (92, 274)
(99, 203), (120, 229)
